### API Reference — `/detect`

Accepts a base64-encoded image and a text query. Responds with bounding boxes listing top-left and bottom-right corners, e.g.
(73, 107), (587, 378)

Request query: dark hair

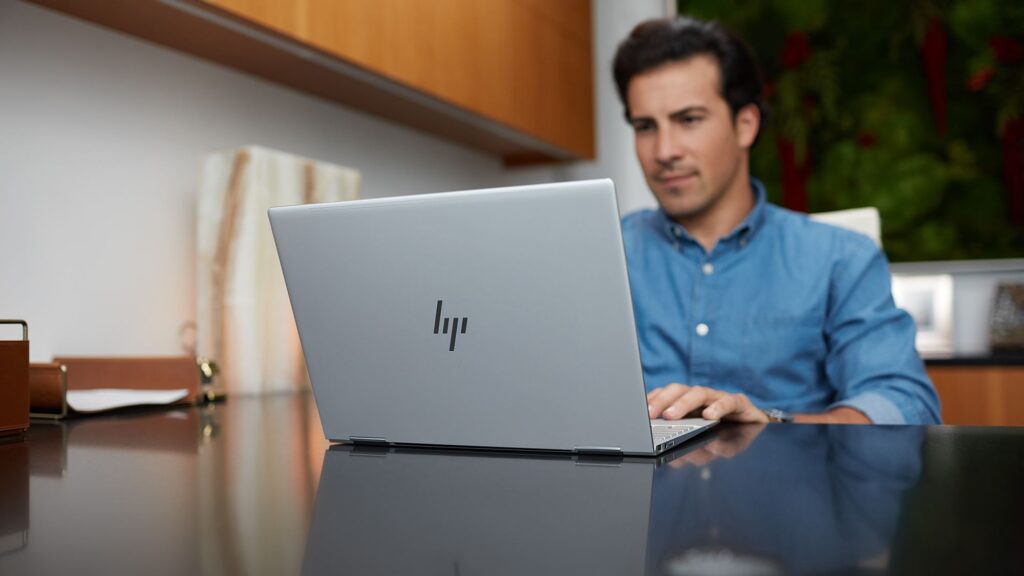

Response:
(613, 16), (766, 124)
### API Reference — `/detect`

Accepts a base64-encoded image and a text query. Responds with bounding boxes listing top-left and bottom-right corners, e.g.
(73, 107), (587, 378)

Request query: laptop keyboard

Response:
(651, 421), (700, 445)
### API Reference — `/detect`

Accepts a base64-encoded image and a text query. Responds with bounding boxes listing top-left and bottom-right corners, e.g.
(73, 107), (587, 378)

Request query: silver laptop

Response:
(268, 179), (716, 456)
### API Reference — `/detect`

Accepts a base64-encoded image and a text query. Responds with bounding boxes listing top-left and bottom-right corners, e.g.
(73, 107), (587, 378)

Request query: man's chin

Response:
(661, 201), (710, 222)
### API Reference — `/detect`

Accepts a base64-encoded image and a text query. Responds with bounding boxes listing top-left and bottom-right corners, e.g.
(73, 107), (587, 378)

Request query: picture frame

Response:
(890, 274), (954, 357)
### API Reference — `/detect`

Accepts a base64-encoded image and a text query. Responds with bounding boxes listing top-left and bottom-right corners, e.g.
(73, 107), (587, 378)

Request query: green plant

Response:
(680, 0), (1024, 261)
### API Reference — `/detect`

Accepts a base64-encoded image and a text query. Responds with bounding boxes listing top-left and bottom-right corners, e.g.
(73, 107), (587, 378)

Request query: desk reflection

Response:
(303, 425), (922, 575)
(0, 438), (29, 558)
(11, 396), (1014, 575)
(648, 425), (923, 575)
(0, 395), (329, 576)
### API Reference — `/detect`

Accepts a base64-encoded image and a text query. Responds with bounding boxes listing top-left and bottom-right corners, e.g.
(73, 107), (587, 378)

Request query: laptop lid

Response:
(269, 179), (655, 454)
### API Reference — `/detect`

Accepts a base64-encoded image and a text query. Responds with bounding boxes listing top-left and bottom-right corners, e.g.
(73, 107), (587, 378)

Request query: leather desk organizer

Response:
(30, 356), (200, 419)
(0, 320), (30, 436)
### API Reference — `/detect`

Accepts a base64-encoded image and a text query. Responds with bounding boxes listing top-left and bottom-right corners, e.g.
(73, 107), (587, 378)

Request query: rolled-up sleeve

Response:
(823, 234), (942, 425)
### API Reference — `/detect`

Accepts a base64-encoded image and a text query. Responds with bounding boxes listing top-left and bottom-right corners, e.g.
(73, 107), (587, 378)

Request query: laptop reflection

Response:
(303, 425), (922, 576)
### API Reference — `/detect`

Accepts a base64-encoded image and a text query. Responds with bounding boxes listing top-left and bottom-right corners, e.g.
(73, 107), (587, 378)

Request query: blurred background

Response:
(682, 0), (1024, 261)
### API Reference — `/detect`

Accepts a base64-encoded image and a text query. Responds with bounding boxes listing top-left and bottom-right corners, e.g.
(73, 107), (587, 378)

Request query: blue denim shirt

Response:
(621, 179), (941, 424)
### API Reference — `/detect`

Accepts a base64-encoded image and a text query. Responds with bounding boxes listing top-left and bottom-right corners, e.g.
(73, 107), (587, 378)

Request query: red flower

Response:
(856, 133), (877, 148)
(990, 36), (1023, 64)
(782, 32), (812, 70)
(968, 67), (995, 92)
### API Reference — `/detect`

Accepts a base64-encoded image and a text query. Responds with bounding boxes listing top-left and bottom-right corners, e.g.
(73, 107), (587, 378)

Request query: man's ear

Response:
(735, 104), (761, 149)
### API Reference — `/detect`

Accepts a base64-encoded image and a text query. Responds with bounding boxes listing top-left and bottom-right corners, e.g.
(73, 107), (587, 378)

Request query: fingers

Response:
(701, 395), (738, 420)
(647, 383), (696, 418)
(646, 385), (770, 423)
(646, 387), (665, 402)
(703, 393), (768, 423)
(648, 384), (716, 419)
(647, 383), (686, 418)
(661, 386), (712, 419)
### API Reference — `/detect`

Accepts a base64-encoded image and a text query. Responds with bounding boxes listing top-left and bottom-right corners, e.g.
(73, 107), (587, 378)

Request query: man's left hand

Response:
(647, 383), (769, 423)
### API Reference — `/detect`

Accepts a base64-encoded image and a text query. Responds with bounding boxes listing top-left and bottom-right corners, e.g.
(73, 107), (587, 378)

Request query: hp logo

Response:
(433, 300), (468, 351)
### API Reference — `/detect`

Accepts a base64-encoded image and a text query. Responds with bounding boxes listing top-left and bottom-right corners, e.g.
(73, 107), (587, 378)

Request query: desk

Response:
(0, 394), (1021, 575)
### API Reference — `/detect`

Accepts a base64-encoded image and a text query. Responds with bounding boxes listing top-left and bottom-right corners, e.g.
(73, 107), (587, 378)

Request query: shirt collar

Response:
(657, 178), (769, 247)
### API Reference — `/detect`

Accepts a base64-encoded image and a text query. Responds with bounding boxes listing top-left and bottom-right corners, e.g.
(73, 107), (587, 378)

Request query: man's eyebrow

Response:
(628, 106), (710, 123)
(628, 113), (654, 124)
(669, 106), (710, 117)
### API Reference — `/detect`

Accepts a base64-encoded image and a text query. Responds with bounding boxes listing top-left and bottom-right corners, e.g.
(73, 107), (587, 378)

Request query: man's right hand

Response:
(647, 383), (769, 423)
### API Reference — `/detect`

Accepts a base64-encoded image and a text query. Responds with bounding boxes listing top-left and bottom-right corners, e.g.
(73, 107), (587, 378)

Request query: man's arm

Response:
(793, 407), (870, 424)
(647, 384), (872, 423)
(821, 233), (942, 425)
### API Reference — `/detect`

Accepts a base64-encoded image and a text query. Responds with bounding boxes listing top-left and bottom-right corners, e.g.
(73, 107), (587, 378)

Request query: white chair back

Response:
(809, 207), (882, 247)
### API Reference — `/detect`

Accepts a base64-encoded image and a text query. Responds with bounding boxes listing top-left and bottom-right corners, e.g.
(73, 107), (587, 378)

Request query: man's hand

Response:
(647, 383), (769, 423)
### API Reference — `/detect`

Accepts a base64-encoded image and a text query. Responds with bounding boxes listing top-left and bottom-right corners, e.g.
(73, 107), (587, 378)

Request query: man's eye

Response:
(680, 115), (702, 125)
(632, 122), (655, 133)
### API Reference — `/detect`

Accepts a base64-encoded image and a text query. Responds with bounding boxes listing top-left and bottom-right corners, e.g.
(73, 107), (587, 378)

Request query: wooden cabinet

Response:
(929, 366), (1024, 426)
(28, 0), (594, 163)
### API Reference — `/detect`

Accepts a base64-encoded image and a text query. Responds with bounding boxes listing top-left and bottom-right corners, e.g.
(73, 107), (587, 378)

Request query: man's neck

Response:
(675, 177), (755, 253)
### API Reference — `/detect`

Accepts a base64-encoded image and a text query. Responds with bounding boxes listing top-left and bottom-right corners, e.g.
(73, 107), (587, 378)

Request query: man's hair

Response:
(613, 16), (766, 124)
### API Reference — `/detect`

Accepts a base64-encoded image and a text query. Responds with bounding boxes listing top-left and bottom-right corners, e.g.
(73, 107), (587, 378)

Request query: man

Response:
(614, 17), (941, 424)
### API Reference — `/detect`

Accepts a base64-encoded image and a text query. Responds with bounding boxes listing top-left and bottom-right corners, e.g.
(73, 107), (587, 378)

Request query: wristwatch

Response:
(761, 407), (794, 423)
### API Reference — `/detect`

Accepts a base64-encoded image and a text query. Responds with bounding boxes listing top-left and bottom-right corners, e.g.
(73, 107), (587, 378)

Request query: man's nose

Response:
(655, 127), (680, 166)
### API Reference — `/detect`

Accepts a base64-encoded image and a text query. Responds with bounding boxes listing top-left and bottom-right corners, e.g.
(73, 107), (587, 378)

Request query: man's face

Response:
(627, 56), (758, 222)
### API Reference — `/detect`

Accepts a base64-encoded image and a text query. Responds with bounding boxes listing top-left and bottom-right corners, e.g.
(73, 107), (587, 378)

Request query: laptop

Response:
(268, 178), (716, 456)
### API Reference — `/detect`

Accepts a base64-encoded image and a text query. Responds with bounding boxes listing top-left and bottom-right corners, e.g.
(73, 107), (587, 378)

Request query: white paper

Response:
(66, 388), (189, 413)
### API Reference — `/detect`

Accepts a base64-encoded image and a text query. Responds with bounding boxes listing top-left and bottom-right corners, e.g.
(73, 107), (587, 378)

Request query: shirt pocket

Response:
(728, 314), (828, 402)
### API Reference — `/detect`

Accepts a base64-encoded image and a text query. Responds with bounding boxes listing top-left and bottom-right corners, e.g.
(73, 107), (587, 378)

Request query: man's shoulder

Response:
(764, 203), (880, 257)
(620, 208), (660, 228)
(620, 208), (662, 240)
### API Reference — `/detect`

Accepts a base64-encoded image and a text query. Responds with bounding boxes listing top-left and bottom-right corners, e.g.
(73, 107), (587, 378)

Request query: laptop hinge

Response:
(573, 446), (623, 457)
(349, 436), (391, 446)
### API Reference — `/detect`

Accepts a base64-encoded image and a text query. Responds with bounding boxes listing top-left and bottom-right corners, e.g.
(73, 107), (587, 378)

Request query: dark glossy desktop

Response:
(0, 394), (1021, 575)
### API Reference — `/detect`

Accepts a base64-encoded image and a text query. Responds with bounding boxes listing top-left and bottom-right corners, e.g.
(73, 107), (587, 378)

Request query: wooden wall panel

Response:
(28, 0), (580, 160)
(205, 0), (304, 36)
(201, 0), (593, 158)
(929, 366), (1024, 426)
(303, 0), (517, 127)
(510, 0), (594, 157)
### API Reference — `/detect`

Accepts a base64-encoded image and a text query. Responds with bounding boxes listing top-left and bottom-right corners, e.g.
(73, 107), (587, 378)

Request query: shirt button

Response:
(695, 323), (709, 337)
(702, 263), (714, 275)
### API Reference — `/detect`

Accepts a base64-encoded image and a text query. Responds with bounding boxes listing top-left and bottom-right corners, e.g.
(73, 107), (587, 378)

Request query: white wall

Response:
(0, 0), (665, 361)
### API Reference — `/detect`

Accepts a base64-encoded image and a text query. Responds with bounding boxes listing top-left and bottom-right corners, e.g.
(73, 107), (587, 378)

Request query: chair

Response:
(808, 207), (882, 248)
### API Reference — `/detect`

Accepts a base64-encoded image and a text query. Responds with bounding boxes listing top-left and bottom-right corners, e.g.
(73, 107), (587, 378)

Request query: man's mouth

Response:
(657, 171), (698, 187)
